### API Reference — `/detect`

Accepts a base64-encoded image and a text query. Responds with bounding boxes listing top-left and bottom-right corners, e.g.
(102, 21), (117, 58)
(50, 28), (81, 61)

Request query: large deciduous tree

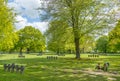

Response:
(96, 35), (109, 53)
(0, 0), (17, 52)
(109, 20), (120, 52)
(45, 20), (95, 54)
(40, 0), (118, 59)
(15, 26), (45, 55)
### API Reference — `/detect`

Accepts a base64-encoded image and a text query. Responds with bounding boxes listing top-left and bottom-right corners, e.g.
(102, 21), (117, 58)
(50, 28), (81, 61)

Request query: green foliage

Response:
(80, 35), (95, 53)
(45, 20), (74, 53)
(0, 0), (17, 52)
(46, 22), (95, 53)
(96, 35), (109, 53)
(40, 0), (118, 59)
(15, 26), (45, 53)
(109, 20), (120, 52)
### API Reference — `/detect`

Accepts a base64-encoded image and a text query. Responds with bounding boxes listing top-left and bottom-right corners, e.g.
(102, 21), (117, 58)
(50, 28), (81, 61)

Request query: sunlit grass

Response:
(0, 53), (120, 81)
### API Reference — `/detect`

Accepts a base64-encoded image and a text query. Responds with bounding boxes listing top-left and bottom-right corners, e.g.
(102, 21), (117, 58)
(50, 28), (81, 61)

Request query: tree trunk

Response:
(57, 49), (60, 55)
(20, 47), (22, 56)
(74, 37), (80, 59)
(69, 1), (80, 59)
(26, 48), (30, 54)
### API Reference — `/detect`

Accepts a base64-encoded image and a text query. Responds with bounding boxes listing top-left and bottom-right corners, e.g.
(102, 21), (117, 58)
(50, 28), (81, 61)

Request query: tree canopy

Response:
(109, 20), (120, 52)
(40, 0), (118, 59)
(14, 26), (45, 54)
(0, 0), (17, 52)
(96, 35), (109, 53)
(45, 20), (74, 54)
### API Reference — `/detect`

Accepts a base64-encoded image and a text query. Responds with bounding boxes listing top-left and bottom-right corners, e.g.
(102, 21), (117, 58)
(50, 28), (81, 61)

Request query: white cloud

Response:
(30, 22), (48, 33)
(8, 0), (48, 33)
(8, 0), (42, 19)
(15, 16), (48, 33)
(15, 15), (27, 29)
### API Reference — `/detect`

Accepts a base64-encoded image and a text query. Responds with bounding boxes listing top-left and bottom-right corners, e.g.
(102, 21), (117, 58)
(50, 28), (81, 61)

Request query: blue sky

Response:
(8, 0), (14, 2)
(8, 0), (48, 33)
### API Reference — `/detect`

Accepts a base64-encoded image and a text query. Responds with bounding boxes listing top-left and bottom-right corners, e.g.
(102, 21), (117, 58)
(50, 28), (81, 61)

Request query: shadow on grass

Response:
(0, 56), (120, 81)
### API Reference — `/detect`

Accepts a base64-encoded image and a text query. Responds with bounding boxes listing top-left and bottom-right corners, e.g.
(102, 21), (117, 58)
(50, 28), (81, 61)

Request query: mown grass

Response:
(0, 53), (120, 81)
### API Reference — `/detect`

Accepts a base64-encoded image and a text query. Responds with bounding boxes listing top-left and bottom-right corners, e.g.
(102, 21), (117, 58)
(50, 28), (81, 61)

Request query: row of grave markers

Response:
(4, 63), (25, 74)
(88, 54), (99, 58)
(46, 56), (58, 60)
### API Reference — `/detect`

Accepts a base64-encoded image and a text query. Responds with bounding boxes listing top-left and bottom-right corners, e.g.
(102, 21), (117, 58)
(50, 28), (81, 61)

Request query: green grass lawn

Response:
(0, 53), (120, 81)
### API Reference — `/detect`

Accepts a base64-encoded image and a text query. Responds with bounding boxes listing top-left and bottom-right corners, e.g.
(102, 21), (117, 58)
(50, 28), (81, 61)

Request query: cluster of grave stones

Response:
(47, 56), (58, 60)
(88, 54), (99, 58)
(58, 54), (65, 56)
(95, 62), (110, 72)
(4, 63), (25, 74)
(37, 53), (42, 56)
(18, 55), (25, 58)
